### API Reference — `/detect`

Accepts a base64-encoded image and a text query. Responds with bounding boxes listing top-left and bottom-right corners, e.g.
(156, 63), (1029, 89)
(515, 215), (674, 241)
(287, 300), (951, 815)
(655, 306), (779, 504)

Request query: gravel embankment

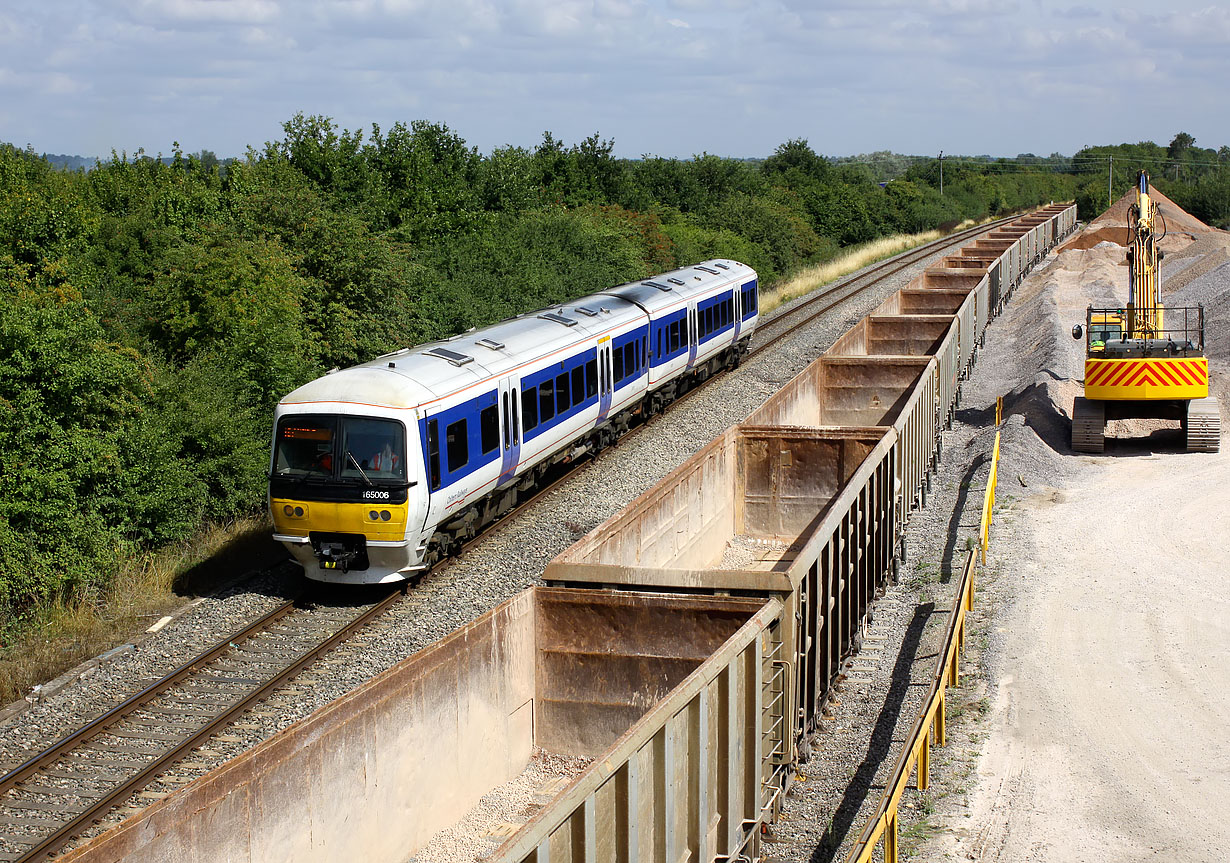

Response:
(0, 239), (971, 845)
(771, 243), (1079, 862)
(773, 230), (1230, 862)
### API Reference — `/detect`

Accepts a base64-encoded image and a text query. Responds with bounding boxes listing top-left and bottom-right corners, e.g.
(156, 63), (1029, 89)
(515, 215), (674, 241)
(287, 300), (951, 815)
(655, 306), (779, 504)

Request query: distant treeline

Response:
(1070, 133), (1230, 226)
(0, 117), (1078, 617)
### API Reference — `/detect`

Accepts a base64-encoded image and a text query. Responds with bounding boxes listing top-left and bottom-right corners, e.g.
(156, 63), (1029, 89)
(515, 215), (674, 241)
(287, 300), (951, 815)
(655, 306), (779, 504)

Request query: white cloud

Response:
(140, 0), (281, 24)
(1, 0), (1227, 159)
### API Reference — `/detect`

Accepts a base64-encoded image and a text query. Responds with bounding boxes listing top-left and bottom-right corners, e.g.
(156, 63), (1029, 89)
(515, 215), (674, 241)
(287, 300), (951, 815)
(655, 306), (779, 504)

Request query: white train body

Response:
(268, 260), (759, 583)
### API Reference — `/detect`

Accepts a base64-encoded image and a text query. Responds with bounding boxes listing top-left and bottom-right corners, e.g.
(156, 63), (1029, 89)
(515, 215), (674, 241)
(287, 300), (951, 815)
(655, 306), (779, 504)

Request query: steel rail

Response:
(0, 599), (296, 797)
(749, 215), (1018, 354)
(2, 588), (402, 862)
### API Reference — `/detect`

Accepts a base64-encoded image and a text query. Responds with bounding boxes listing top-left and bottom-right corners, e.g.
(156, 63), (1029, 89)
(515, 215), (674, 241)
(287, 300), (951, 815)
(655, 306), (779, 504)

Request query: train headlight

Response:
(369, 510), (379, 520)
(283, 505), (293, 516)
(294, 506), (304, 517)
(380, 510), (391, 521)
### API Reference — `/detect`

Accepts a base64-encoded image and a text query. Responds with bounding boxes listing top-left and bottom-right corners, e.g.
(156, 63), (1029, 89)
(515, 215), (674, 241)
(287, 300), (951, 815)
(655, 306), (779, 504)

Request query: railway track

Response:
(0, 590), (401, 861)
(750, 214), (1017, 353)
(0, 215), (1015, 860)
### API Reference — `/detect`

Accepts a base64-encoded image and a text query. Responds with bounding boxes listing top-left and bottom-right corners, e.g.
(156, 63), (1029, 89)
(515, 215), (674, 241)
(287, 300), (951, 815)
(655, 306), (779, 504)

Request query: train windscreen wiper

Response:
(346, 451), (374, 486)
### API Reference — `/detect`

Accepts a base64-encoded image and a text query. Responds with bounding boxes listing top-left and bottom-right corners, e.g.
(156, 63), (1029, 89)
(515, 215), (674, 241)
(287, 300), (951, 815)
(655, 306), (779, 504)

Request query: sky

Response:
(2, 0), (1228, 161)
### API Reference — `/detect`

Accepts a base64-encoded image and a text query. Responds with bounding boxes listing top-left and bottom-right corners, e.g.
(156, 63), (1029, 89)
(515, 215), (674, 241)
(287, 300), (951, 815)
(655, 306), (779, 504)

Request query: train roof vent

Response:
(695, 266), (719, 275)
(424, 347), (474, 366)
(538, 312), (578, 327)
(575, 306), (599, 317)
(714, 262), (730, 269)
(642, 280), (673, 292)
(476, 338), (505, 350)
(667, 277), (685, 286)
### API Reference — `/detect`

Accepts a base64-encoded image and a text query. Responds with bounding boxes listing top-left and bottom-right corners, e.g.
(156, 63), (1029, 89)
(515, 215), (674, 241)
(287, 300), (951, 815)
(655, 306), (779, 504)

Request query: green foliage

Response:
(0, 273), (192, 612)
(0, 120), (1088, 617)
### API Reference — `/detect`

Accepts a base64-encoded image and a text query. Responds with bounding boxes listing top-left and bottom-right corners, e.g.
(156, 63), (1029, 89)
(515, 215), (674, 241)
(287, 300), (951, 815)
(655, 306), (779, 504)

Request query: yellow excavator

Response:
(1071, 171), (1220, 452)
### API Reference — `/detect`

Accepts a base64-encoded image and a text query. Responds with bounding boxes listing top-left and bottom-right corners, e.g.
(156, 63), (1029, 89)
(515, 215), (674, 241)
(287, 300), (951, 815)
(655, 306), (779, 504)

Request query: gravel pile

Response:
(409, 750), (591, 863)
(0, 238), (966, 850)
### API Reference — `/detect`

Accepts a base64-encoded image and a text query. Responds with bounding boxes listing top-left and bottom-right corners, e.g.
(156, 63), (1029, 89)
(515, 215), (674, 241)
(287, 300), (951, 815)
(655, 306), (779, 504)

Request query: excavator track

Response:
(1071, 396), (1105, 453)
(1186, 396), (1221, 452)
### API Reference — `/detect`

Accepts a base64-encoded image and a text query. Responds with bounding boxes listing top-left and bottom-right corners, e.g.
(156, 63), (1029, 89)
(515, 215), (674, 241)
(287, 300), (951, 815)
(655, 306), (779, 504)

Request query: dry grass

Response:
(0, 516), (272, 705)
(760, 220), (982, 315)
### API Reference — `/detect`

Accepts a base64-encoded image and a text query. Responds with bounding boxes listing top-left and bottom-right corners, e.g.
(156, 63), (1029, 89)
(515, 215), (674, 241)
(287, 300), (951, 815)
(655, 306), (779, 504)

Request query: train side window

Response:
(522, 386), (538, 431)
(669, 321), (681, 353)
(571, 366), (585, 404)
(706, 306), (714, 336)
(613, 345), (624, 381)
(426, 419), (441, 490)
(624, 342), (635, 375)
(539, 379), (556, 423)
(445, 418), (468, 473)
(556, 372), (571, 413)
(480, 404), (499, 455)
(656, 330), (663, 360)
(586, 359), (598, 397)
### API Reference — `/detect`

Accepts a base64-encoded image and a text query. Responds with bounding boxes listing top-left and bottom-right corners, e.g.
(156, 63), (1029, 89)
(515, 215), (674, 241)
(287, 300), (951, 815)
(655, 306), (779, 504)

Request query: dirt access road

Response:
(918, 218), (1230, 861)
(952, 451), (1230, 861)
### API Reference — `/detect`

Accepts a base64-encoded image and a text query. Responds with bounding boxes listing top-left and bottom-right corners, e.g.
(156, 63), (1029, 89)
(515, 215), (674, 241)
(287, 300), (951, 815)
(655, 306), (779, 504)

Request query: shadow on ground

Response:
(811, 602), (935, 863)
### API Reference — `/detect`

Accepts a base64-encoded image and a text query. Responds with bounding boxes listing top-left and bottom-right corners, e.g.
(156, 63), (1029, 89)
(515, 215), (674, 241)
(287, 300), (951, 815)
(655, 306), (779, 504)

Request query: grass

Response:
(0, 516), (275, 705)
(759, 222), (980, 315)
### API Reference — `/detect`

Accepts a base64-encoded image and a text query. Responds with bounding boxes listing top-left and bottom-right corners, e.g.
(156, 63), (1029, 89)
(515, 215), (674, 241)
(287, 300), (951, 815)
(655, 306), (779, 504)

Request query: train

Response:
(268, 260), (760, 583)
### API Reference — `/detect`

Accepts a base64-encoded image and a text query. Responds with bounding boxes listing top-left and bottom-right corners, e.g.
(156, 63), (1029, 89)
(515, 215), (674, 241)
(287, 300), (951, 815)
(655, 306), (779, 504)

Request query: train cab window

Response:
(445, 418), (468, 473)
(479, 404), (499, 455)
(274, 418), (334, 478)
(613, 346), (624, 382)
(556, 372), (571, 413)
(586, 360), (598, 397)
(339, 417), (406, 481)
(539, 379), (556, 423)
(571, 366), (585, 405)
(522, 386), (538, 431)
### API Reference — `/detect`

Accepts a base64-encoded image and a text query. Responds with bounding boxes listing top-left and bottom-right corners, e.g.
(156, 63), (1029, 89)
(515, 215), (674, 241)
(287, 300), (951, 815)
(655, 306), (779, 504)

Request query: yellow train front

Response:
(268, 403), (425, 584)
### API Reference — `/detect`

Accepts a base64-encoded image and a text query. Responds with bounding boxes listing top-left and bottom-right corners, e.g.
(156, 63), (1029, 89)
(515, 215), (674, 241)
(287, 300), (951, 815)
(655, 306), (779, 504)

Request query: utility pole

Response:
(1108, 155), (1113, 208)
(939, 150), (944, 197)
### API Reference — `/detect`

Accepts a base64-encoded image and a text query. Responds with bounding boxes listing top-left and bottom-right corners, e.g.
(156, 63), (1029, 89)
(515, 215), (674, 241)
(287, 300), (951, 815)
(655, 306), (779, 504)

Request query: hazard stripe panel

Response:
(1084, 357), (1208, 400)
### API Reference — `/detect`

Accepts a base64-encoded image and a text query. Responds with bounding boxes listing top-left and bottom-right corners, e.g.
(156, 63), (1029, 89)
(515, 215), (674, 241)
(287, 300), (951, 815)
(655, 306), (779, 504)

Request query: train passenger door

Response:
(733, 288), (743, 340)
(597, 337), (614, 422)
(496, 376), (521, 488)
(686, 305), (699, 369)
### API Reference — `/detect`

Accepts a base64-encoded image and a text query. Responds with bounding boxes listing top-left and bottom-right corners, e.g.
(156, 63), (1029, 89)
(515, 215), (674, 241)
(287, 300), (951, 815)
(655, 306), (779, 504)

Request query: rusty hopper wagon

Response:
(58, 205), (1076, 863)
